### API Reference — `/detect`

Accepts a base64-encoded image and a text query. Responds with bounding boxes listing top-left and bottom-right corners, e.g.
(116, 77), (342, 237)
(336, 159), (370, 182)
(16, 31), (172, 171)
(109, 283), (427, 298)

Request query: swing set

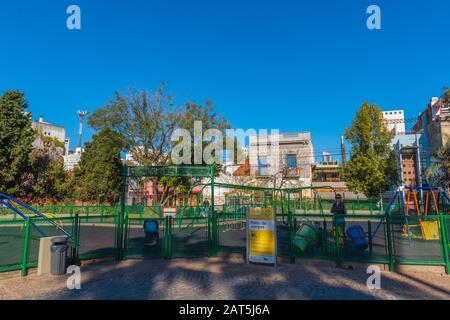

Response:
(372, 186), (450, 243)
(402, 187), (443, 240)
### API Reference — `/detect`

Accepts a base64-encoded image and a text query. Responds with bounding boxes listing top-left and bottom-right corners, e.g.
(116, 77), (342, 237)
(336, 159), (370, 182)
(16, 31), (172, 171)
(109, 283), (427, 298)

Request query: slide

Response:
(0, 193), (73, 239)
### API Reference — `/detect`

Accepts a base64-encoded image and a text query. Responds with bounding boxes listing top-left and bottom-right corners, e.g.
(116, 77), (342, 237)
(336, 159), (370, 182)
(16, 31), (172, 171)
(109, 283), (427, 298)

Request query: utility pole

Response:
(340, 135), (347, 179)
(415, 132), (424, 204)
(77, 110), (88, 149)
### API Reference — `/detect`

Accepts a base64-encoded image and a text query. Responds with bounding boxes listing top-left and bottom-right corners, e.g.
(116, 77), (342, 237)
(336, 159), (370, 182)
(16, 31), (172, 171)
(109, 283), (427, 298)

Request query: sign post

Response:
(246, 207), (277, 265)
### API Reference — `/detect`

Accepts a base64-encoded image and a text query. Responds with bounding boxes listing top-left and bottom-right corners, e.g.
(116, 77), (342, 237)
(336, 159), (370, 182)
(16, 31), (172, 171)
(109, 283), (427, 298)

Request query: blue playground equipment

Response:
(371, 186), (450, 245)
(347, 225), (368, 250)
(0, 193), (74, 239)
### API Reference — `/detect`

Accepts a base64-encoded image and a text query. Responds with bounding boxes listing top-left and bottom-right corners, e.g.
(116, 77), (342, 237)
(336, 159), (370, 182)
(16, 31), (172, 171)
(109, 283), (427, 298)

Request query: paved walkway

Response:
(1, 258), (449, 300)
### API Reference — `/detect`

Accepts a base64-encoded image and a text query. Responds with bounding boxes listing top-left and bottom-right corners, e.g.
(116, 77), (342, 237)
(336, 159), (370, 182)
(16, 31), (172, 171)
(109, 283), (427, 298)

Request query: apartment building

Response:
(248, 131), (314, 189)
(412, 96), (450, 154)
(31, 115), (68, 153)
(382, 110), (406, 135)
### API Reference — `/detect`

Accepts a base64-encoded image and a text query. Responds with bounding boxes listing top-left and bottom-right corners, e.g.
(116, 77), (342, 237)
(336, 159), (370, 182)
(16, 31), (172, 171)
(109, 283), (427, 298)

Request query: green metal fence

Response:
(0, 219), (27, 273)
(125, 217), (168, 259)
(0, 205), (163, 221)
(1, 204), (449, 276)
(0, 213), (119, 275)
(217, 212), (246, 254)
(284, 214), (391, 266)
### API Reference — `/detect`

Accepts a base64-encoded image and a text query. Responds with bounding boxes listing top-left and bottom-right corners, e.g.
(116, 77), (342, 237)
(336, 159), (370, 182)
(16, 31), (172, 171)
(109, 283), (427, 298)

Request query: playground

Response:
(0, 165), (449, 300)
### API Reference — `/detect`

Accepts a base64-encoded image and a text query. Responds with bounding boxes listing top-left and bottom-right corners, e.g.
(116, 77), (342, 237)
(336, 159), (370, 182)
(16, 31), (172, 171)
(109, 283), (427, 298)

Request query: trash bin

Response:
(143, 220), (159, 247)
(51, 236), (68, 275)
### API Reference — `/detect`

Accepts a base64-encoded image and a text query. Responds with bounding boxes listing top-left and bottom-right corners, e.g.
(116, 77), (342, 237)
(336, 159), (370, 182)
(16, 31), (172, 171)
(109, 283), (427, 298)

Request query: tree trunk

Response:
(152, 177), (158, 205)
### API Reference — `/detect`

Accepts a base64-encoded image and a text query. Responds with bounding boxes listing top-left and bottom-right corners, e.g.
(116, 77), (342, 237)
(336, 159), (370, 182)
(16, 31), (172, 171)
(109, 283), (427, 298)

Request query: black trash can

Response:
(51, 236), (68, 275)
(143, 220), (159, 247)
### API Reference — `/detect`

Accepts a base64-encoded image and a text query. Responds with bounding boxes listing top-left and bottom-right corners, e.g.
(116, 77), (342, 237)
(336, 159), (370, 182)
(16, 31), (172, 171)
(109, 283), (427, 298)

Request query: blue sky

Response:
(1, 0), (449, 161)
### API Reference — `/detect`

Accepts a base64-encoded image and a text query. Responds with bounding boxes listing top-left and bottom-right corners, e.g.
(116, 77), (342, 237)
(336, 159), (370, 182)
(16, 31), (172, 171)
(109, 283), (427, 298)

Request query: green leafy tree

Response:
(21, 146), (73, 205)
(442, 87), (450, 100)
(0, 90), (35, 196)
(74, 127), (124, 204)
(88, 84), (231, 205)
(344, 101), (398, 197)
(88, 84), (180, 166)
(424, 135), (450, 189)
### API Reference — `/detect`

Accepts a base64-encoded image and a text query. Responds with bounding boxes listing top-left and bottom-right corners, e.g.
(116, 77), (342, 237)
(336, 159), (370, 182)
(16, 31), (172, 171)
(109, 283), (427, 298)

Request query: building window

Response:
(258, 156), (268, 176)
(286, 154), (297, 169)
(223, 150), (229, 163)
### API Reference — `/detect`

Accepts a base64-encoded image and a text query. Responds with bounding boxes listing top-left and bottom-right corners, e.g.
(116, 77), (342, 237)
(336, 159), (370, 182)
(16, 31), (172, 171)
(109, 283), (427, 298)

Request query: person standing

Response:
(202, 198), (210, 217)
(331, 194), (347, 238)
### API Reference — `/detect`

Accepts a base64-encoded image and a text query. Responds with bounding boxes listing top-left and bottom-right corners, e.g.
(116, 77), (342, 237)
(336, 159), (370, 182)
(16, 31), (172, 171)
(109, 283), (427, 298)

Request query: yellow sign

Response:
(247, 207), (277, 264)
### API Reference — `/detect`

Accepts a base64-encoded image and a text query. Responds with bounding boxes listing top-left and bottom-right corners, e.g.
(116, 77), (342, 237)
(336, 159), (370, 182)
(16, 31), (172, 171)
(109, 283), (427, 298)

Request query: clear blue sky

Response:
(1, 0), (449, 161)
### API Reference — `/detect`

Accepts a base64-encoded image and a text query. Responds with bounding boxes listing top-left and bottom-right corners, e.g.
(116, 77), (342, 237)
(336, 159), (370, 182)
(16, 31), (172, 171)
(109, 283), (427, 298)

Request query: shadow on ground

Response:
(28, 257), (450, 300)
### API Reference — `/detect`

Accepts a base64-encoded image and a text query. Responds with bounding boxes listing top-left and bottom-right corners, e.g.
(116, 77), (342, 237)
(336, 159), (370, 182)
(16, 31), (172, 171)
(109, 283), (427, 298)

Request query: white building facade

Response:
(382, 110), (406, 135)
(248, 131), (314, 189)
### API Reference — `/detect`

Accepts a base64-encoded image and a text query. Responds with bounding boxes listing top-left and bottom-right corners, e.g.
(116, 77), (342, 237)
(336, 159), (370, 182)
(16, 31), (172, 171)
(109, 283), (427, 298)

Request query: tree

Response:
(344, 101), (398, 197)
(20, 145), (73, 205)
(74, 127), (124, 204)
(424, 135), (450, 189)
(88, 84), (231, 205)
(0, 90), (35, 196)
(443, 87), (450, 100)
(89, 85), (180, 166)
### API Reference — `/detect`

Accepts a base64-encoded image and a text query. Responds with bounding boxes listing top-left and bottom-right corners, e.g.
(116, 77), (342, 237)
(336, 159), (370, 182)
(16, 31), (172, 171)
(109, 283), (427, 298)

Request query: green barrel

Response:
(293, 223), (318, 252)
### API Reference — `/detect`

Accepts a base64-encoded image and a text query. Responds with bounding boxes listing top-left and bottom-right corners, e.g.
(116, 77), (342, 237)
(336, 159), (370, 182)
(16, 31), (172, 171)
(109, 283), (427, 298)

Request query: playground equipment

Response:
(293, 222), (318, 252)
(1, 163), (449, 276)
(330, 225), (344, 245)
(0, 193), (73, 239)
(143, 220), (159, 247)
(119, 165), (216, 259)
(401, 187), (442, 240)
(347, 225), (368, 250)
(372, 186), (450, 243)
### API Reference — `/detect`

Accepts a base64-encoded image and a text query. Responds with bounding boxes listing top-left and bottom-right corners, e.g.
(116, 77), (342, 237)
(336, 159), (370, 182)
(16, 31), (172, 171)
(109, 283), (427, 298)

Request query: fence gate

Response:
(217, 212), (247, 256)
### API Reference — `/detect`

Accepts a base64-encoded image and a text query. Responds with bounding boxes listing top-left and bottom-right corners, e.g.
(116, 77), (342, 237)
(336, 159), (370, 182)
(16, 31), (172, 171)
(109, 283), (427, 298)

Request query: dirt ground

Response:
(0, 257), (449, 300)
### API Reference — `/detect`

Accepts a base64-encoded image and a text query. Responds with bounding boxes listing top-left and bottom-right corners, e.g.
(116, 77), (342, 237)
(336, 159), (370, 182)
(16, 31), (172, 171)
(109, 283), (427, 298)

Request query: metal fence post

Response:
(207, 214), (212, 256)
(116, 165), (128, 260)
(211, 163), (217, 255)
(333, 213), (342, 267)
(289, 215), (296, 264)
(164, 216), (169, 259)
(169, 216), (173, 258)
(438, 213), (449, 274)
(385, 211), (395, 271)
(123, 215), (129, 259)
(367, 220), (373, 256)
(71, 214), (80, 264)
(21, 217), (31, 277)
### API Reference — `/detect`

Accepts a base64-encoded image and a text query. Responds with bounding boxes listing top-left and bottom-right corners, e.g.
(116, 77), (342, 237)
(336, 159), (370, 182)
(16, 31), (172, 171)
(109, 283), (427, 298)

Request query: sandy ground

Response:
(0, 257), (449, 300)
